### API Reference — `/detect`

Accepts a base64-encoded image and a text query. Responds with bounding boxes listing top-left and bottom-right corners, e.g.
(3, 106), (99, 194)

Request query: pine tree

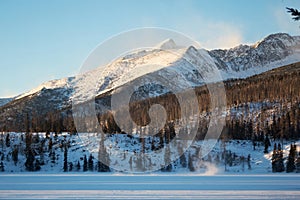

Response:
(88, 154), (94, 171)
(277, 144), (285, 172)
(247, 154), (251, 170)
(25, 135), (35, 171)
(39, 140), (45, 165)
(263, 135), (271, 154)
(163, 146), (172, 172)
(188, 153), (195, 172)
(12, 147), (18, 165)
(83, 155), (88, 172)
(286, 144), (296, 173)
(35, 159), (41, 171)
(48, 138), (53, 151)
(5, 133), (10, 147)
(25, 114), (35, 171)
(69, 162), (73, 172)
(76, 161), (81, 171)
(272, 143), (285, 172)
(286, 7), (300, 21)
(50, 151), (56, 164)
(97, 133), (110, 172)
(129, 157), (133, 171)
(272, 143), (277, 172)
(63, 146), (68, 172)
(179, 153), (187, 168)
(0, 161), (4, 172)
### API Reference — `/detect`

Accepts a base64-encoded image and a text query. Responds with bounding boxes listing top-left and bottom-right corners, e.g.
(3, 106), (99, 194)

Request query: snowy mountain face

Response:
(209, 33), (300, 72)
(15, 77), (74, 101)
(0, 33), (299, 119)
(51, 34), (300, 105)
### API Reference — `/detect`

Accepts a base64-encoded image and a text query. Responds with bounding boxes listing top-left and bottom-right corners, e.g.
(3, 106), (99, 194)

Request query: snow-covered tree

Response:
(12, 147), (18, 165)
(97, 133), (110, 172)
(286, 144), (296, 173)
(272, 143), (285, 172)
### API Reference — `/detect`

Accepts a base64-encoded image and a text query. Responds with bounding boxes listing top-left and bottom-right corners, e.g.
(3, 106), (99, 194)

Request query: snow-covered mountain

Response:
(0, 33), (299, 123)
(8, 33), (300, 104)
(210, 33), (300, 78)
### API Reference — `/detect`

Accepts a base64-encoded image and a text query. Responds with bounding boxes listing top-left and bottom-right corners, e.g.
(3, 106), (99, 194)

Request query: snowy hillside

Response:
(1, 132), (299, 174)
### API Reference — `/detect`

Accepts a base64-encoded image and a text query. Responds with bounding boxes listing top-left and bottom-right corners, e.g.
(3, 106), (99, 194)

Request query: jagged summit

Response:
(157, 38), (177, 50)
(253, 33), (296, 49)
(209, 32), (300, 71)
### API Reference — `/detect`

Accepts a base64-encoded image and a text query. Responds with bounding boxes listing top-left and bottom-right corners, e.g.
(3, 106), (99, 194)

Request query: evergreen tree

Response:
(12, 147), (18, 165)
(25, 148), (35, 171)
(50, 151), (56, 164)
(286, 144), (296, 173)
(97, 133), (110, 172)
(129, 157), (133, 171)
(286, 7), (300, 21)
(88, 154), (94, 171)
(48, 138), (53, 151)
(277, 144), (285, 172)
(0, 161), (4, 172)
(76, 161), (81, 171)
(35, 159), (41, 171)
(263, 135), (271, 153)
(39, 140), (45, 165)
(247, 154), (251, 170)
(5, 133), (10, 147)
(163, 146), (172, 172)
(24, 114), (35, 171)
(135, 154), (144, 172)
(69, 162), (73, 172)
(188, 153), (195, 172)
(272, 143), (277, 172)
(83, 155), (88, 172)
(179, 153), (187, 168)
(25, 134), (35, 171)
(272, 143), (285, 172)
(63, 146), (68, 172)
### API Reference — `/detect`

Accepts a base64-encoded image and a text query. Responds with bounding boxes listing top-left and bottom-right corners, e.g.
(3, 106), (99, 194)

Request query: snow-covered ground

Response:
(0, 174), (299, 199)
(1, 132), (299, 174)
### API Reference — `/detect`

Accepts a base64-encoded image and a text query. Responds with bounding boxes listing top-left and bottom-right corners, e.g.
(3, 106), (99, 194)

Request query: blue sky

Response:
(0, 0), (299, 97)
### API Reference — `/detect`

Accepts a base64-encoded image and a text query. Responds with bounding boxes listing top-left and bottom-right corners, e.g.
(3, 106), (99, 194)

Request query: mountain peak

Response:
(157, 38), (177, 50)
(253, 33), (295, 48)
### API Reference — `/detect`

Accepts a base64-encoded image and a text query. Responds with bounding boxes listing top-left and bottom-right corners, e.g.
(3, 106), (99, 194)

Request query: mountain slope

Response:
(0, 33), (300, 131)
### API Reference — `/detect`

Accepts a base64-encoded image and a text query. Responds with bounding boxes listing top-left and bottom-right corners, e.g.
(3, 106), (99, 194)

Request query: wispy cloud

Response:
(172, 10), (244, 50)
(198, 22), (244, 50)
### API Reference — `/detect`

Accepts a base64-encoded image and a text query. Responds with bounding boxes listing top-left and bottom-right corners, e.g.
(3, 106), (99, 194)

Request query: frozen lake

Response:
(0, 174), (300, 199)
